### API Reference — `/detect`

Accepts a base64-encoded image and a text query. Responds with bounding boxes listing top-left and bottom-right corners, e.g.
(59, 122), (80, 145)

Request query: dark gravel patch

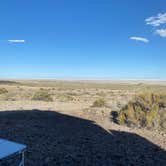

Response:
(0, 110), (165, 166)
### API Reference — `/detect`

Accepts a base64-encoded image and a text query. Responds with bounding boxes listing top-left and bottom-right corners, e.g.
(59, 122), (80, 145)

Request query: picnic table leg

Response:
(19, 151), (25, 166)
(22, 151), (25, 166)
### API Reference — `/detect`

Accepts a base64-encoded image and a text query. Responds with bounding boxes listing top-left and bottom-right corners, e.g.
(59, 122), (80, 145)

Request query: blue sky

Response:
(0, 0), (166, 79)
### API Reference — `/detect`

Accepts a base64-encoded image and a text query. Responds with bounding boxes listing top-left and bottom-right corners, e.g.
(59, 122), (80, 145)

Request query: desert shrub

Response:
(96, 92), (106, 97)
(158, 95), (166, 108)
(0, 88), (8, 94)
(32, 89), (53, 102)
(92, 98), (106, 107)
(58, 95), (75, 102)
(117, 92), (166, 131)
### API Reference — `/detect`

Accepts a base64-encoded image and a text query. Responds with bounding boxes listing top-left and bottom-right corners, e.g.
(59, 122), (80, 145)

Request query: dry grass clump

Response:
(58, 94), (75, 102)
(118, 92), (166, 131)
(0, 88), (8, 94)
(32, 89), (53, 102)
(96, 92), (106, 97)
(92, 98), (106, 107)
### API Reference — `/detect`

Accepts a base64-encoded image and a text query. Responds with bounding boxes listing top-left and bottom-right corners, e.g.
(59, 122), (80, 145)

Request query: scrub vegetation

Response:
(92, 98), (106, 107)
(118, 91), (166, 131)
(32, 89), (53, 102)
(0, 88), (8, 94)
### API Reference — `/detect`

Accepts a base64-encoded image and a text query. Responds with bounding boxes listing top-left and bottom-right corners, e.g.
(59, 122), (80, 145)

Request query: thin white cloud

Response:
(155, 29), (166, 37)
(8, 40), (26, 43)
(145, 13), (166, 27)
(130, 37), (149, 43)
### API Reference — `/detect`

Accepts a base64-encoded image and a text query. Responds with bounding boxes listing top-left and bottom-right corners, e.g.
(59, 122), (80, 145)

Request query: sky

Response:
(0, 0), (166, 79)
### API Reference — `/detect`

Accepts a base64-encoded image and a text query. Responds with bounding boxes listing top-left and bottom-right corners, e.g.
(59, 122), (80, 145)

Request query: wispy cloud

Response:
(155, 29), (166, 37)
(8, 40), (26, 43)
(145, 13), (166, 27)
(130, 37), (149, 43)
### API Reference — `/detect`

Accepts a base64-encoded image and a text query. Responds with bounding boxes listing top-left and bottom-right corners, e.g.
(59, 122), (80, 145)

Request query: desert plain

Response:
(0, 80), (166, 165)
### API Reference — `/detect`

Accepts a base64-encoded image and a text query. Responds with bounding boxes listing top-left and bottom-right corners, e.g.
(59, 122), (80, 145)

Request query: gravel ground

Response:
(0, 108), (166, 166)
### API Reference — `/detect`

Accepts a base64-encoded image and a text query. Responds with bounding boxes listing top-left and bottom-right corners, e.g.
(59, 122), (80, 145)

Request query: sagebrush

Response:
(118, 92), (166, 131)
(0, 88), (8, 94)
(92, 98), (106, 107)
(32, 89), (53, 102)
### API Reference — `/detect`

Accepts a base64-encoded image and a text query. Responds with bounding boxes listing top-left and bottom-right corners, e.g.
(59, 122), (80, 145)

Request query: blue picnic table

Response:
(0, 139), (26, 166)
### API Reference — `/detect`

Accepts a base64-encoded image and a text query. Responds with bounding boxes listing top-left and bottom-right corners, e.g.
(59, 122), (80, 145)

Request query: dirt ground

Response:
(0, 80), (166, 165)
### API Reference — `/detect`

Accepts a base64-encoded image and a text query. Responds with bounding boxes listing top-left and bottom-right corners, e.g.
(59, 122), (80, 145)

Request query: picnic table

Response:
(0, 139), (26, 166)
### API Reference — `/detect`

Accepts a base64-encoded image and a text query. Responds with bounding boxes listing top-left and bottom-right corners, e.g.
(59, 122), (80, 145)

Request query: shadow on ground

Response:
(111, 111), (119, 124)
(0, 110), (165, 166)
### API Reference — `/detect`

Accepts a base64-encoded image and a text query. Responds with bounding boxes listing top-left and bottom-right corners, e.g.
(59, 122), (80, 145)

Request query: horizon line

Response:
(0, 77), (166, 82)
